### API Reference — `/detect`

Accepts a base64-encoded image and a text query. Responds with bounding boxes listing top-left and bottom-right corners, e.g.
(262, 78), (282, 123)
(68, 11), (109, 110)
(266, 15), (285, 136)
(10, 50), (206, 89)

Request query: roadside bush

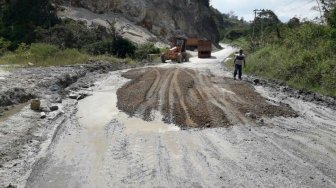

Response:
(110, 37), (136, 58)
(225, 29), (246, 40)
(243, 23), (336, 96)
(134, 43), (160, 60)
(84, 37), (136, 58)
(83, 40), (114, 55)
(30, 43), (59, 58)
(14, 43), (30, 60)
(0, 37), (11, 55)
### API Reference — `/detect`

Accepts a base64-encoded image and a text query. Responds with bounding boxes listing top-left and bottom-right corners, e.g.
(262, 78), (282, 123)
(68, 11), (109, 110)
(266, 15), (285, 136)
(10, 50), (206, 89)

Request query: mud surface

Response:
(25, 70), (336, 188)
(117, 68), (296, 128)
(0, 61), (133, 187)
(1, 45), (336, 188)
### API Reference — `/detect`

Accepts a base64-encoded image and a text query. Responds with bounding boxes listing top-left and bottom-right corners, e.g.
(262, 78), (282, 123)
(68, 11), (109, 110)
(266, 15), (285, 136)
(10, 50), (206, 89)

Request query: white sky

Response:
(210, 0), (320, 22)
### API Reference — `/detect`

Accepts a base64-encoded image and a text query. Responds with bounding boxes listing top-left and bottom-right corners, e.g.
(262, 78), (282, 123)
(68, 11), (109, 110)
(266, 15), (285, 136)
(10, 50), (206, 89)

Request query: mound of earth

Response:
(117, 68), (297, 128)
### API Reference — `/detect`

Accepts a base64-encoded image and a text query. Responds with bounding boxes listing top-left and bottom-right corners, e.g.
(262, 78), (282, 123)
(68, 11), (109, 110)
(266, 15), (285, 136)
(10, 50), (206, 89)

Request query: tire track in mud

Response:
(117, 67), (296, 128)
(24, 67), (336, 187)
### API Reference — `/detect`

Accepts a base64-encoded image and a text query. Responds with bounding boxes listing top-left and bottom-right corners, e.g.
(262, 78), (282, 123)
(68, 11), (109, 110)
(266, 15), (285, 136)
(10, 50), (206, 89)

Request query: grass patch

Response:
(0, 43), (122, 66)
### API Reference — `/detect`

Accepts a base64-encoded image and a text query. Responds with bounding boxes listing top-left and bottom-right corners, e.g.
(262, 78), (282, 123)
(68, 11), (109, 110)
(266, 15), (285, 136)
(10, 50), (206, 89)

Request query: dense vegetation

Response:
(0, 0), (160, 66)
(0, 0), (59, 49)
(222, 3), (336, 97)
(210, 7), (250, 42)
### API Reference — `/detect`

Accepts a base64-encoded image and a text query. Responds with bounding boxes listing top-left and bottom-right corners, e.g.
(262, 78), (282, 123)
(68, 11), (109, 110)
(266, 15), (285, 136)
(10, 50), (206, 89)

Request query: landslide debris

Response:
(117, 68), (297, 128)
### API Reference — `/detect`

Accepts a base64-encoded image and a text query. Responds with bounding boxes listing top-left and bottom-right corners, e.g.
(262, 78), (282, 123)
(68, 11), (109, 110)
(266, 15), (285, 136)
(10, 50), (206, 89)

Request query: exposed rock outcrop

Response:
(54, 0), (220, 43)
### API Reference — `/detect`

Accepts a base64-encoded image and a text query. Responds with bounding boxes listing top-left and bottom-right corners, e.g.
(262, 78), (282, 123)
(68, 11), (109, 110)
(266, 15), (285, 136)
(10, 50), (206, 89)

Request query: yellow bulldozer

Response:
(161, 37), (189, 63)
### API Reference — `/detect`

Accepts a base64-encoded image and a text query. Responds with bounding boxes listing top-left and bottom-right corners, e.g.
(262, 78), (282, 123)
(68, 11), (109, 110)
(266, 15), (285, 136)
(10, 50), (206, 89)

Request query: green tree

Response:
(320, 0), (336, 12)
(327, 6), (336, 27)
(0, 37), (11, 55)
(0, 0), (59, 48)
(251, 9), (282, 47)
(287, 17), (301, 28)
(315, 0), (336, 23)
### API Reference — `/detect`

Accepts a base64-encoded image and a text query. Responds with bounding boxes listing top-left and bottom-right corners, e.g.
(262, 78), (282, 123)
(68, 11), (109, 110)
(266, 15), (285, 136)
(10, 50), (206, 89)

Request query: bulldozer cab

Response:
(161, 37), (189, 63)
(170, 37), (186, 53)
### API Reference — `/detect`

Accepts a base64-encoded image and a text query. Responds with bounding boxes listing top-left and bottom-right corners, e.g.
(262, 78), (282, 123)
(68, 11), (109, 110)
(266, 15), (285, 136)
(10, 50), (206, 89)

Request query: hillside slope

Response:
(54, 0), (219, 43)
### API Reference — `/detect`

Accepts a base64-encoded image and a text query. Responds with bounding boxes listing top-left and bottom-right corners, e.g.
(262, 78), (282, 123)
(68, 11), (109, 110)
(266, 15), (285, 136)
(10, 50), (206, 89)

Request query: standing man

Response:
(234, 49), (246, 80)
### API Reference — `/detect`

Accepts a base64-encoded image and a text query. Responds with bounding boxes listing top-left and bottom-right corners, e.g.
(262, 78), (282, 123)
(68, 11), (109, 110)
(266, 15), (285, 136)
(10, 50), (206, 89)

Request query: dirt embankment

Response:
(117, 67), (297, 128)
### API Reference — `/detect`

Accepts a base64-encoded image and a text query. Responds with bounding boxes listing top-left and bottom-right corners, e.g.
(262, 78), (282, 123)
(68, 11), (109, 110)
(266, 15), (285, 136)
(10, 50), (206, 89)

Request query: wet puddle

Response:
(77, 91), (180, 135)
(76, 71), (180, 155)
(75, 72), (181, 182)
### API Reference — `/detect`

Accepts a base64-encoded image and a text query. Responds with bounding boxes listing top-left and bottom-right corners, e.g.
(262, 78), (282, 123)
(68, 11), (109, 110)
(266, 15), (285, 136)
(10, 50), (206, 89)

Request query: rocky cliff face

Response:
(55, 0), (219, 42)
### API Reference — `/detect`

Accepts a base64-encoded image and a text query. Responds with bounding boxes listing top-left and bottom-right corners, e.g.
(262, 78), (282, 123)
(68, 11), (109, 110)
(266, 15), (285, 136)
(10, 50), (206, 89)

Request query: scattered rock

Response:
(77, 93), (89, 100)
(49, 105), (59, 111)
(6, 184), (17, 188)
(0, 88), (35, 107)
(281, 86), (289, 92)
(69, 93), (78, 99)
(40, 108), (51, 112)
(82, 85), (90, 89)
(69, 92), (90, 100)
(246, 75), (336, 110)
(30, 99), (41, 111)
(59, 73), (76, 87)
(50, 94), (62, 103)
(257, 118), (265, 125)
(40, 112), (47, 119)
(253, 79), (260, 85)
(245, 112), (257, 119)
(49, 84), (61, 92)
(39, 100), (51, 112)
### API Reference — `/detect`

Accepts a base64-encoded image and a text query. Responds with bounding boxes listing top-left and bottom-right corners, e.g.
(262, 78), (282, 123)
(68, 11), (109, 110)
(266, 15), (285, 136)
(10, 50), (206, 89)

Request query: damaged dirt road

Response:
(1, 46), (336, 187)
(117, 67), (296, 128)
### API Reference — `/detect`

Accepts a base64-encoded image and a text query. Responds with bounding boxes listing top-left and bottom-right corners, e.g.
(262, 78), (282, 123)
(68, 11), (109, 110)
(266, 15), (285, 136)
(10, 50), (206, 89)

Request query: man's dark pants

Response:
(234, 64), (242, 79)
